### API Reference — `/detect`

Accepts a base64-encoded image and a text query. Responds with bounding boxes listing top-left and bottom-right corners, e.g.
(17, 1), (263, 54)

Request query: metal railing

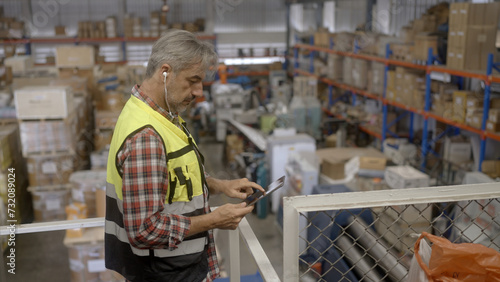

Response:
(0, 212), (279, 282)
(283, 183), (500, 281)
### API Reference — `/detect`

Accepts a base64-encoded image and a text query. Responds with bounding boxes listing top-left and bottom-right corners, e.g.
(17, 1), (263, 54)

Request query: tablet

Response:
(243, 176), (286, 206)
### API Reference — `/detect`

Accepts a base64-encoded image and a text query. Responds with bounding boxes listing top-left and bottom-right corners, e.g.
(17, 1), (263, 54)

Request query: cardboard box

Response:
(19, 114), (78, 156)
(316, 147), (387, 180)
(384, 166), (430, 189)
(94, 110), (119, 130)
(486, 120), (500, 132)
(467, 113), (483, 129)
(452, 91), (472, 122)
(448, 26), (497, 71)
(443, 136), (471, 163)
(4, 55), (34, 75)
(55, 25), (66, 36)
(489, 108), (500, 123)
(65, 202), (88, 238)
(29, 185), (72, 222)
(95, 188), (106, 218)
(413, 90), (426, 110)
(449, 2), (500, 27)
(352, 59), (368, 90)
(56, 46), (95, 68)
(325, 134), (337, 148)
(14, 86), (74, 119)
(314, 29), (330, 48)
(490, 98), (500, 109)
(0, 125), (21, 171)
(413, 34), (438, 61)
(386, 71), (396, 90)
(69, 170), (107, 218)
(358, 157), (387, 171)
(225, 134), (243, 162)
(27, 153), (75, 187)
(321, 158), (346, 180)
(481, 160), (500, 178)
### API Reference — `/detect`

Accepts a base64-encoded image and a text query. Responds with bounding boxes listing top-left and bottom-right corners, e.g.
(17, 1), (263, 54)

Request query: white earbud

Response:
(162, 71), (174, 118)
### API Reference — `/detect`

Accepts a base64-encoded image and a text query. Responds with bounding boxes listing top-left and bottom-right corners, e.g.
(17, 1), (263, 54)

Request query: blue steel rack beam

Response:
(293, 43), (500, 171)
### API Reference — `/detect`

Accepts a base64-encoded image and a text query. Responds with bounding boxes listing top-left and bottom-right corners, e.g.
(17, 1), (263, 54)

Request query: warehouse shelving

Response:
(0, 34), (217, 64)
(293, 41), (500, 172)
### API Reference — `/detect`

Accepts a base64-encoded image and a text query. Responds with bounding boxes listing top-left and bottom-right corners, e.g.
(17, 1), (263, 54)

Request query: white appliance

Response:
(267, 133), (316, 213)
(284, 151), (320, 253)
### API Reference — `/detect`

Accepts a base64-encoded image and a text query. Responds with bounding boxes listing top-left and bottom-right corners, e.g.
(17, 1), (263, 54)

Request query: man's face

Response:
(166, 64), (205, 113)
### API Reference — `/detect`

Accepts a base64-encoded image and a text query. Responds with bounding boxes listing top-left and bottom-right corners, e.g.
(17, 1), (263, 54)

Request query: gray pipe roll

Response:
(336, 235), (384, 282)
(347, 215), (408, 281)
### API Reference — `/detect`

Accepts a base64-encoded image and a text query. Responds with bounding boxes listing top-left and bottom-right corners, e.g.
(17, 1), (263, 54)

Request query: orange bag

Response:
(414, 232), (500, 282)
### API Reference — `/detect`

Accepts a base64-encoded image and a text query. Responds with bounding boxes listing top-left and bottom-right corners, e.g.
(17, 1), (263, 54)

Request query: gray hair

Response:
(145, 29), (218, 79)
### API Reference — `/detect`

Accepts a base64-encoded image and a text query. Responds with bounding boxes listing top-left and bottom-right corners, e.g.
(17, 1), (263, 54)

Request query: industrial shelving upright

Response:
(292, 42), (500, 172)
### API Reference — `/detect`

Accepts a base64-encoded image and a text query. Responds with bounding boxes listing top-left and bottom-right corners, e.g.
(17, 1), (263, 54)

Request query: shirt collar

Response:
(132, 84), (180, 124)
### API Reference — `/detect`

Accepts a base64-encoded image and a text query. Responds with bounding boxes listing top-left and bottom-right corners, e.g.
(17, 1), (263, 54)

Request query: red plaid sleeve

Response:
(118, 127), (191, 250)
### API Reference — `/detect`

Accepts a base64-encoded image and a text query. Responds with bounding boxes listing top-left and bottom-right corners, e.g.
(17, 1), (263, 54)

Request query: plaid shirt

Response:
(117, 85), (219, 281)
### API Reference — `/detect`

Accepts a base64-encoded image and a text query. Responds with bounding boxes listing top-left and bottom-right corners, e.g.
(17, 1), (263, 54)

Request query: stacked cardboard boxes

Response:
(0, 12), (25, 39)
(0, 125), (31, 223)
(486, 98), (500, 133)
(327, 54), (342, 81)
(367, 62), (384, 96)
(431, 81), (457, 119)
(447, 2), (500, 71)
(105, 17), (117, 38)
(352, 59), (368, 90)
(451, 90), (473, 123)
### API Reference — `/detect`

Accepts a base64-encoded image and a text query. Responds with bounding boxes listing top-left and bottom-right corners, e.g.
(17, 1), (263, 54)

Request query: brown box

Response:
(466, 113), (483, 129)
(321, 158), (346, 180)
(94, 110), (120, 130)
(449, 2), (500, 27)
(359, 157), (386, 171)
(0, 125), (21, 171)
(466, 96), (483, 108)
(29, 185), (72, 222)
(448, 26), (497, 71)
(486, 121), (500, 132)
(325, 134), (337, 148)
(27, 153), (75, 187)
(489, 108), (500, 123)
(386, 71), (396, 90)
(352, 59), (368, 90)
(225, 134), (243, 162)
(314, 28), (330, 48)
(452, 91), (472, 123)
(55, 25), (66, 36)
(413, 34), (438, 61)
(481, 160), (500, 178)
(413, 90), (426, 110)
(56, 46), (95, 68)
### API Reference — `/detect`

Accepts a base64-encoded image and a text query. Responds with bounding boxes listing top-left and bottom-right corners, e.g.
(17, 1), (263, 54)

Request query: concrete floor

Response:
(3, 137), (284, 281)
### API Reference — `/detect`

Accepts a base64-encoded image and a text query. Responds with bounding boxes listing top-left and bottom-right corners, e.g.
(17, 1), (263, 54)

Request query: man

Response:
(105, 29), (265, 282)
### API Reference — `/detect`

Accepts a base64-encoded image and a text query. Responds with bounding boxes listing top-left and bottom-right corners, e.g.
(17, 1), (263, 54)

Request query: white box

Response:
(4, 55), (34, 75)
(15, 86), (74, 119)
(443, 136), (471, 163)
(384, 165), (430, 189)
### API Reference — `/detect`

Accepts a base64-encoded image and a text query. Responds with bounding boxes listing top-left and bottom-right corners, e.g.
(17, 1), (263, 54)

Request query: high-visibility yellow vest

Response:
(105, 95), (209, 281)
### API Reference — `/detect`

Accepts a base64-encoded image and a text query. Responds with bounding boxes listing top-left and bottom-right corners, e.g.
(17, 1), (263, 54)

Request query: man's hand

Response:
(207, 178), (265, 200)
(188, 202), (254, 235)
(210, 203), (254, 230)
